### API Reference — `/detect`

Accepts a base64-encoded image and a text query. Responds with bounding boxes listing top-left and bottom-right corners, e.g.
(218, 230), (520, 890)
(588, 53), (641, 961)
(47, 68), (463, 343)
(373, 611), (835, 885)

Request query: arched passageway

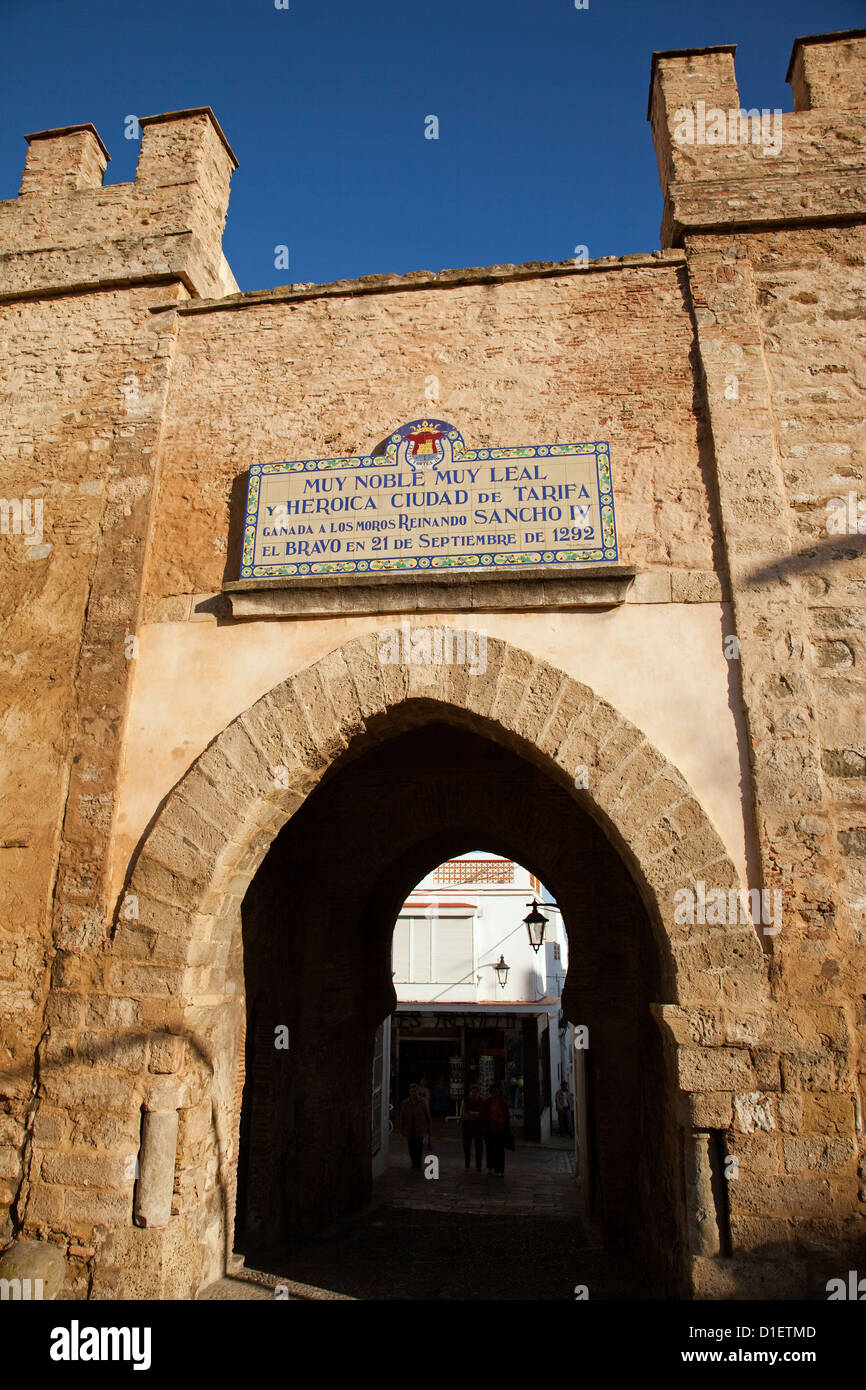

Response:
(98, 635), (769, 1298)
(234, 722), (682, 1291)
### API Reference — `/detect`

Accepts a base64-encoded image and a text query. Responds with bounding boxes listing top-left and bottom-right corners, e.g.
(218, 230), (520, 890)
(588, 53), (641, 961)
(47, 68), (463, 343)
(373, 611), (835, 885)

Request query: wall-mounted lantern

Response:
(523, 898), (549, 954)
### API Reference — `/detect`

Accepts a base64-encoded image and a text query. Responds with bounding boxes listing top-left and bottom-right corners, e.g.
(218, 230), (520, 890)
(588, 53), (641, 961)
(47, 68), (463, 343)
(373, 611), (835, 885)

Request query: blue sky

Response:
(1, 0), (862, 290)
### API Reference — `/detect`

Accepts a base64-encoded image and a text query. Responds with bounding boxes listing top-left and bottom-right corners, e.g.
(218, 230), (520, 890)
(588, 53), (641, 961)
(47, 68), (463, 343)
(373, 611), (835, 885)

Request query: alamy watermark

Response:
(826, 492), (866, 535)
(0, 497), (43, 546)
(378, 622), (487, 676)
(674, 880), (782, 936)
(673, 103), (782, 158)
(50, 1321), (151, 1370)
(827, 1270), (866, 1300)
(1, 1277), (44, 1300)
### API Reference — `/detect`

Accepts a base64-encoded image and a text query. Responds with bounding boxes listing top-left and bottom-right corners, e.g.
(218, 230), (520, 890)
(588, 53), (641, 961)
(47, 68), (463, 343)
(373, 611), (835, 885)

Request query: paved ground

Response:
(201, 1126), (651, 1301)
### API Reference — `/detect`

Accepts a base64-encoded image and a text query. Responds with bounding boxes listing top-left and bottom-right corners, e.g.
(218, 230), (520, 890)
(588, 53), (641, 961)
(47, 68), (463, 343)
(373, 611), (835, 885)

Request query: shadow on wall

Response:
(2, 1028), (234, 1297)
(746, 532), (866, 586)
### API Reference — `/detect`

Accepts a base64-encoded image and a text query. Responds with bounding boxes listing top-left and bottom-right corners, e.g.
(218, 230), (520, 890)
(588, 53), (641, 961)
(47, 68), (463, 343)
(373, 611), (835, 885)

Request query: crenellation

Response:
(19, 124), (109, 196)
(648, 45), (740, 197)
(788, 30), (866, 112)
(649, 36), (866, 246)
(1, 109), (238, 303)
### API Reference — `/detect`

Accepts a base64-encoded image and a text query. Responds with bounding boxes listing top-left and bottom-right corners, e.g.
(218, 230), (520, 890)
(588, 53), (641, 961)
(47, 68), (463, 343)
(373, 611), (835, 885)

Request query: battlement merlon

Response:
(20, 123), (111, 194)
(788, 28), (866, 111)
(648, 30), (866, 248)
(2, 106), (239, 301)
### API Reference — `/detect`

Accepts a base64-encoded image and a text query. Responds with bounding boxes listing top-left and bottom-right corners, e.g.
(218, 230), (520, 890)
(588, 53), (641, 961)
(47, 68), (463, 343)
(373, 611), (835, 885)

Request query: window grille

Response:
(435, 859), (514, 885)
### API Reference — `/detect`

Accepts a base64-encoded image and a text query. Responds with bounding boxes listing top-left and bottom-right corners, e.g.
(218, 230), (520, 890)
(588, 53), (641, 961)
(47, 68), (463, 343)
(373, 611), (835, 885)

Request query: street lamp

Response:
(523, 898), (549, 954)
(493, 954), (510, 989)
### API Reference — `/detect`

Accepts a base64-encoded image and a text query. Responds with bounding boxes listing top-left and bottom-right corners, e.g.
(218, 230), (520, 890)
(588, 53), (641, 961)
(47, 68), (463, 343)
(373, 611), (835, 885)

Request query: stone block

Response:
(143, 1075), (184, 1112)
(40, 1151), (128, 1189)
(781, 1054), (837, 1092)
(84, 994), (140, 1029)
(61, 1188), (132, 1233)
(690, 1254), (808, 1300)
(774, 1093), (804, 1133)
(149, 1034), (186, 1075)
(727, 1173), (837, 1217)
(0, 1238), (67, 1299)
(782, 1136), (858, 1174)
(671, 570), (724, 603)
(153, 793), (228, 864)
(405, 653), (447, 701)
(130, 855), (203, 913)
(677, 1047), (755, 1092)
(288, 665), (349, 759)
(677, 1090), (733, 1128)
(728, 1131), (781, 1174)
(105, 960), (185, 1000)
(22, 1184), (66, 1227)
(47, 1070), (139, 1116)
(315, 646), (367, 741)
(194, 734), (267, 811)
(43, 991), (85, 1030)
(536, 679), (594, 759)
(0, 1144), (22, 1179)
(77, 1031), (147, 1072)
(718, 966), (769, 1012)
(802, 1091), (858, 1135)
(628, 570), (671, 603)
(728, 1213), (793, 1258)
(734, 1091), (776, 1134)
(262, 685), (330, 774)
(0, 1115), (25, 1147)
(751, 1051), (781, 1091)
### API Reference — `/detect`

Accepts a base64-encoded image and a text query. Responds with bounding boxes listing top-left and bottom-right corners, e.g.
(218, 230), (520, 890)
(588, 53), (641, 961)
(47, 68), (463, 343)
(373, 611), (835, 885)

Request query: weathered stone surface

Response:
(677, 1048), (756, 1093)
(134, 1108), (179, 1229)
(0, 1238), (66, 1298)
(734, 1092), (776, 1134)
(677, 1091), (734, 1129)
(0, 29), (863, 1305)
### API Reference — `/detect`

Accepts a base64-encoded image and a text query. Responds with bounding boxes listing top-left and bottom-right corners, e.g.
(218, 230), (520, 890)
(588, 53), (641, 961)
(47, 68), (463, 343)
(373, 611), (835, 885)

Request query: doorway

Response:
(231, 720), (684, 1292)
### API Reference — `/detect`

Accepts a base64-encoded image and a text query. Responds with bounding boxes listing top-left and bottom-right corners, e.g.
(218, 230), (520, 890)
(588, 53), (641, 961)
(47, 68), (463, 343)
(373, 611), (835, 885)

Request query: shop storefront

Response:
(391, 1009), (552, 1139)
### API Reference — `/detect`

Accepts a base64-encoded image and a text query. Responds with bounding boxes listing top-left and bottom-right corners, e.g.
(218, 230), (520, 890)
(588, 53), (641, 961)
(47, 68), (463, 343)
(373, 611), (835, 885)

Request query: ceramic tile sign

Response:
(240, 419), (618, 580)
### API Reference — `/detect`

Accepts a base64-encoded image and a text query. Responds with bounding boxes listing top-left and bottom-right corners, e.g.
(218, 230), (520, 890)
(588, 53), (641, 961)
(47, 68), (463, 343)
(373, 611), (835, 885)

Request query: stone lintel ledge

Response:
(153, 252), (687, 316)
(223, 565), (638, 619)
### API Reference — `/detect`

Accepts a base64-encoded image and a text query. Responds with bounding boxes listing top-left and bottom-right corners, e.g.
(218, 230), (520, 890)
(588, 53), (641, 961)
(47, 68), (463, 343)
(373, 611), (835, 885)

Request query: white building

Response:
(372, 852), (571, 1171)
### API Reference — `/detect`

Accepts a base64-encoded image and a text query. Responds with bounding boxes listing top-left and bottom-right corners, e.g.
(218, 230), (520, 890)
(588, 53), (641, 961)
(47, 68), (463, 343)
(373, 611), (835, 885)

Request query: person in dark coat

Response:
(400, 1083), (431, 1169)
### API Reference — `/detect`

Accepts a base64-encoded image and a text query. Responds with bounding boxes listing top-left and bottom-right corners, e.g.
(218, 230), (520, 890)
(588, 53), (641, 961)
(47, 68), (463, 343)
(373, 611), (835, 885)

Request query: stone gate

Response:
(0, 30), (864, 1300)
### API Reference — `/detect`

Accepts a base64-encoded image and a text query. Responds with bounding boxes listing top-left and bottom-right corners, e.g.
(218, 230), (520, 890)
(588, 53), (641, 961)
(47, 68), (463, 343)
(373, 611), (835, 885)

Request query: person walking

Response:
(460, 1082), (485, 1171)
(483, 1085), (511, 1176)
(400, 1082), (431, 1169)
(555, 1081), (574, 1138)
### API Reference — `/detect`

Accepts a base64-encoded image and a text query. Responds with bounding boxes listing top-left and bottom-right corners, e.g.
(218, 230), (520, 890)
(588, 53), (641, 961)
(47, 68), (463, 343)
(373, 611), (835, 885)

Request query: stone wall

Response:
(0, 32), (863, 1300)
(144, 253), (718, 606)
(647, 34), (866, 1290)
(0, 108), (237, 1258)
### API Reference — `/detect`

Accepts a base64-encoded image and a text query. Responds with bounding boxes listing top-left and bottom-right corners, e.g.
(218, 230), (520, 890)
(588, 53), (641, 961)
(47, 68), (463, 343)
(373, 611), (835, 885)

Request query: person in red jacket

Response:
(460, 1083), (486, 1171)
(483, 1085), (511, 1176)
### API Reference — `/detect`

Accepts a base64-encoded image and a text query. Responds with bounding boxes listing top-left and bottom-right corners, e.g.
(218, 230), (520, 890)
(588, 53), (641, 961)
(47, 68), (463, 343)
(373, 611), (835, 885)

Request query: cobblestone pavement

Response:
(201, 1128), (651, 1301)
